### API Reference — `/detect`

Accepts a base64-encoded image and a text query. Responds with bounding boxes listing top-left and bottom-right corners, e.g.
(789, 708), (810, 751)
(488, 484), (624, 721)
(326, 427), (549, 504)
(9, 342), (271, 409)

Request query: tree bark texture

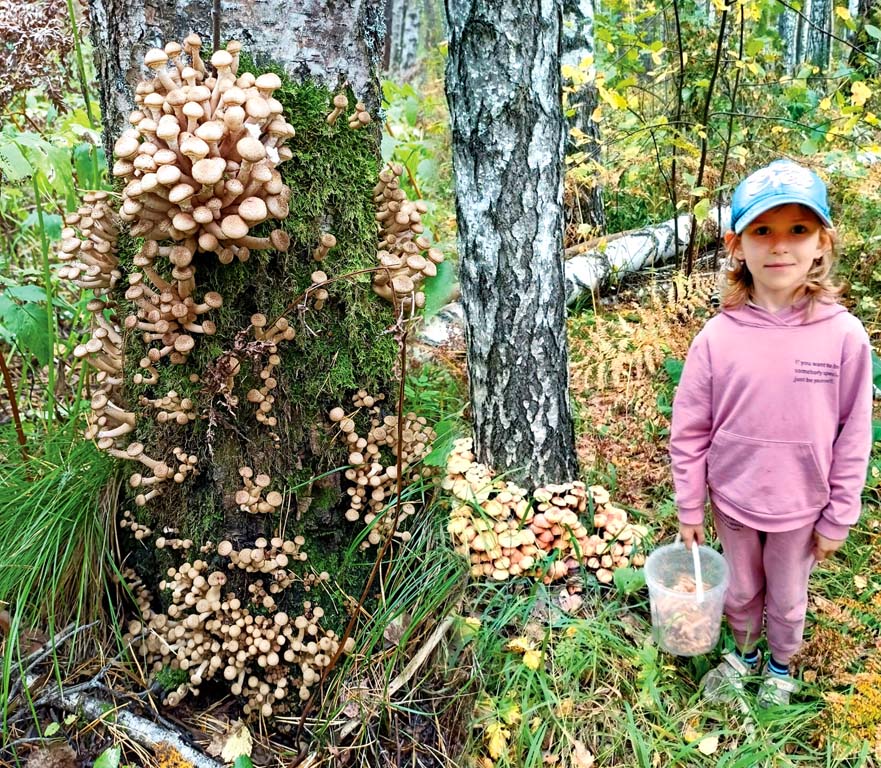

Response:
(561, 0), (605, 236)
(445, 0), (578, 488)
(89, 0), (384, 156)
(778, 8), (801, 74)
(399, 0), (421, 71)
(806, 0), (832, 69)
(86, 2), (398, 614)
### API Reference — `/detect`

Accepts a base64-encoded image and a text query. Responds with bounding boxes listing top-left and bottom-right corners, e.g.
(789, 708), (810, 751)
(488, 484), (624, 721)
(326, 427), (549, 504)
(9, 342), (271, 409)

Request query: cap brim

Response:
(733, 196), (832, 233)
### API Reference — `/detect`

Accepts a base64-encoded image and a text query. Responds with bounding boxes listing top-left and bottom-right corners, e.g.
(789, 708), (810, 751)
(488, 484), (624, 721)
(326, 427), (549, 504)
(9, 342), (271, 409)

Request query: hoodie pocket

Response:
(707, 429), (829, 515)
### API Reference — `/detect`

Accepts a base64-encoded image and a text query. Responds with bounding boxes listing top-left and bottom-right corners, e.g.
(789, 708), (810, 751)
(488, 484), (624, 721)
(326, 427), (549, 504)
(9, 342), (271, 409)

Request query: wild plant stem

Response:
(0, 347), (27, 460)
(32, 175), (56, 433)
(64, 0), (101, 183)
(670, 0), (685, 263)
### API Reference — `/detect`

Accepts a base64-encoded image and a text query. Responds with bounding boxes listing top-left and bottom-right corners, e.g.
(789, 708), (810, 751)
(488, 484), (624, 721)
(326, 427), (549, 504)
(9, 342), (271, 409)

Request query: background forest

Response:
(2, 0), (881, 766)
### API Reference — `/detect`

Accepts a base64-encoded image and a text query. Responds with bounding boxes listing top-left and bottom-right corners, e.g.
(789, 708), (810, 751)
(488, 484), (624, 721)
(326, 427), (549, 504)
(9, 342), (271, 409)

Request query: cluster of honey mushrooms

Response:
(121, 537), (353, 718)
(55, 36), (448, 715)
(445, 439), (647, 585)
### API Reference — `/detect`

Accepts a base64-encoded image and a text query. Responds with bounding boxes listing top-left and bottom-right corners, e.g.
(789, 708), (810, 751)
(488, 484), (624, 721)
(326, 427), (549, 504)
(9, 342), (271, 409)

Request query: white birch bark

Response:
(445, 0), (577, 487)
(806, 0), (832, 69)
(564, 207), (731, 304)
(399, 0), (421, 71)
(778, 8), (800, 74)
(88, 0), (383, 152)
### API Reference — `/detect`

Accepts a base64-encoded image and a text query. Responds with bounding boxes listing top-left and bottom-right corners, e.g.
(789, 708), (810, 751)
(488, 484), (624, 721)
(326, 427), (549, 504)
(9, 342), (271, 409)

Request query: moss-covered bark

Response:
(116, 71), (396, 629)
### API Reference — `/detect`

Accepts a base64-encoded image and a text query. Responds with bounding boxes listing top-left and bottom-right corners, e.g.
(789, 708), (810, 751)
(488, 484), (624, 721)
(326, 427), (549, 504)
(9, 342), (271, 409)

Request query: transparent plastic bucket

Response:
(644, 542), (729, 656)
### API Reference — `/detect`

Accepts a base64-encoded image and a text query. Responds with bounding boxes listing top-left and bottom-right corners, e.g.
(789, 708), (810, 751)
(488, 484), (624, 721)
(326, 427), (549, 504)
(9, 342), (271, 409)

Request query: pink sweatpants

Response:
(713, 508), (816, 664)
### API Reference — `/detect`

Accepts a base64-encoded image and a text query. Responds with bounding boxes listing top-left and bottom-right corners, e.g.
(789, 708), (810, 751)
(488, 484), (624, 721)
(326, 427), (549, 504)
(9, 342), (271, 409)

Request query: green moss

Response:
(155, 665), (188, 692)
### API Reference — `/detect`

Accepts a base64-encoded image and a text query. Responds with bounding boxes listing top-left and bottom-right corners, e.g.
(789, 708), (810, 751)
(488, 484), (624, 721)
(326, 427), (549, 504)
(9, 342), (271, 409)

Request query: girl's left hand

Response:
(812, 531), (845, 562)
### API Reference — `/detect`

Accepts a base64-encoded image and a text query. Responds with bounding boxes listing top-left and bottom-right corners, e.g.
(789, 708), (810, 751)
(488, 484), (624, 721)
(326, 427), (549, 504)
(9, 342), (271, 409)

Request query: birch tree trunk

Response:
(85, 0), (399, 670)
(399, 0), (421, 72)
(806, 0), (832, 70)
(562, 0), (605, 236)
(445, 0), (578, 488)
(89, 0), (383, 160)
(778, 7), (801, 74)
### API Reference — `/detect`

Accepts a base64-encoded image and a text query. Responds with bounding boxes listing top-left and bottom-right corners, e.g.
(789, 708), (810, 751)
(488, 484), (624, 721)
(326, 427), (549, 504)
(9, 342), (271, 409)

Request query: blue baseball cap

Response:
(731, 160), (832, 234)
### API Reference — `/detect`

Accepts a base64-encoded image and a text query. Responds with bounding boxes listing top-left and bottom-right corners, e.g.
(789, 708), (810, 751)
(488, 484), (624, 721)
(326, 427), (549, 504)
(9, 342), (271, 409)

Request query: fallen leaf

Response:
(506, 636), (535, 654)
(572, 739), (595, 767)
(220, 722), (253, 762)
(803, 669), (817, 684)
(682, 722), (701, 743)
(697, 734), (719, 755)
(497, 699), (521, 725)
(485, 721), (510, 759)
(854, 574), (868, 592)
(523, 649), (543, 670)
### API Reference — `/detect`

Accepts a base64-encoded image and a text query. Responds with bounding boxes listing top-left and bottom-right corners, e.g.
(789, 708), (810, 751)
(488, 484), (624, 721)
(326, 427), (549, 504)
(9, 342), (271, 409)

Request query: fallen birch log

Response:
(51, 688), (223, 768)
(563, 206), (731, 305)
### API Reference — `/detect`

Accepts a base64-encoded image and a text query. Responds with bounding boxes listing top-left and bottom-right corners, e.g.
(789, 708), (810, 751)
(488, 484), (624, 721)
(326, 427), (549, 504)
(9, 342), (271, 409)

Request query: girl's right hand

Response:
(679, 523), (705, 550)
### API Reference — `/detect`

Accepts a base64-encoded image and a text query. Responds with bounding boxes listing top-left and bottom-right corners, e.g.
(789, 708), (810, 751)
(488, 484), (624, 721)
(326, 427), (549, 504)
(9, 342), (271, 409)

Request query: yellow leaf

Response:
(529, 715), (542, 732)
(650, 47), (667, 66)
(506, 636), (535, 654)
(851, 80), (872, 107)
(697, 734), (719, 755)
(523, 649), (543, 670)
(682, 724), (702, 743)
(220, 723), (253, 762)
(590, 106), (603, 123)
(606, 42), (615, 53)
(485, 721), (510, 759)
(854, 574), (868, 591)
(835, 6), (852, 20)
(819, 97), (832, 110)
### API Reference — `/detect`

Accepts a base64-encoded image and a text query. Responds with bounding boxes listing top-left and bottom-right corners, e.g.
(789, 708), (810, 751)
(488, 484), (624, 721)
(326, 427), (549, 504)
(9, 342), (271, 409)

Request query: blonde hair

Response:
(721, 206), (843, 310)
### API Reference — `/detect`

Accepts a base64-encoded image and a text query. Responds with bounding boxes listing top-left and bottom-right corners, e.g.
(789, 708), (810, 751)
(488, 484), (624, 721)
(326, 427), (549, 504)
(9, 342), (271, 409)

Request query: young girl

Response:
(669, 159), (873, 707)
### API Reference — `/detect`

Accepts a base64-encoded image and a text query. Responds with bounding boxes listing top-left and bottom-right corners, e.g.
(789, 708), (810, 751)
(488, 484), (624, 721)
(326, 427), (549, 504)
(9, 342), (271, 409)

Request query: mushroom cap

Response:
(172, 212), (197, 233)
(220, 214), (249, 240)
(184, 33), (202, 50)
(193, 205), (214, 224)
(195, 121), (223, 142)
(144, 48), (168, 69)
(156, 115), (181, 140)
(255, 73), (281, 92)
(269, 230), (290, 251)
(332, 93), (349, 109)
(210, 49), (233, 69)
(222, 86), (247, 106)
(154, 148), (178, 165)
(189, 85), (212, 103)
(226, 40), (242, 53)
(237, 136), (266, 163)
(168, 183), (196, 204)
(155, 164), (182, 186)
(164, 41), (182, 57)
(244, 97), (270, 121)
(114, 134), (140, 159)
(192, 156), (226, 185)
(237, 197), (268, 223)
(183, 100), (204, 119)
(180, 135), (209, 160)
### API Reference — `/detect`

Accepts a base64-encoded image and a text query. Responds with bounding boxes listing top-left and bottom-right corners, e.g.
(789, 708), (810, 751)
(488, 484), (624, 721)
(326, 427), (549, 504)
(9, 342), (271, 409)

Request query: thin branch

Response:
(0, 347), (27, 460)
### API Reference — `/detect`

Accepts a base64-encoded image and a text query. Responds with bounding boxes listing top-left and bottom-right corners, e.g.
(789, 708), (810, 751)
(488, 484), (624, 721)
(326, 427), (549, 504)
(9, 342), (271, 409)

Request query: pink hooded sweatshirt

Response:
(670, 300), (873, 540)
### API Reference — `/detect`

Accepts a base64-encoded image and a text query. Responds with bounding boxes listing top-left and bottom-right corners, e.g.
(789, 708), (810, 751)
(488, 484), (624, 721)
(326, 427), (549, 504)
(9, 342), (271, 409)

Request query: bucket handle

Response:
(674, 534), (705, 605)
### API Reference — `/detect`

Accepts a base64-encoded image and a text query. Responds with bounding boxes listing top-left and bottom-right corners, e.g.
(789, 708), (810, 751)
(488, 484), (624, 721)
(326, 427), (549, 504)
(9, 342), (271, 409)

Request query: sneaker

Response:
(757, 665), (799, 708)
(701, 651), (761, 704)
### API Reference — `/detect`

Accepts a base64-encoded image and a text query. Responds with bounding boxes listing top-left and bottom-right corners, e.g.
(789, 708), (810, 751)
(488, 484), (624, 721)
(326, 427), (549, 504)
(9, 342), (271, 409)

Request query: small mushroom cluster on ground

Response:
(372, 163), (444, 313)
(235, 466), (284, 514)
(122, 539), (352, 718)
(444, 438), (647, 585)
(329, 391), (436, 548)
(105, 442), (198, 506)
